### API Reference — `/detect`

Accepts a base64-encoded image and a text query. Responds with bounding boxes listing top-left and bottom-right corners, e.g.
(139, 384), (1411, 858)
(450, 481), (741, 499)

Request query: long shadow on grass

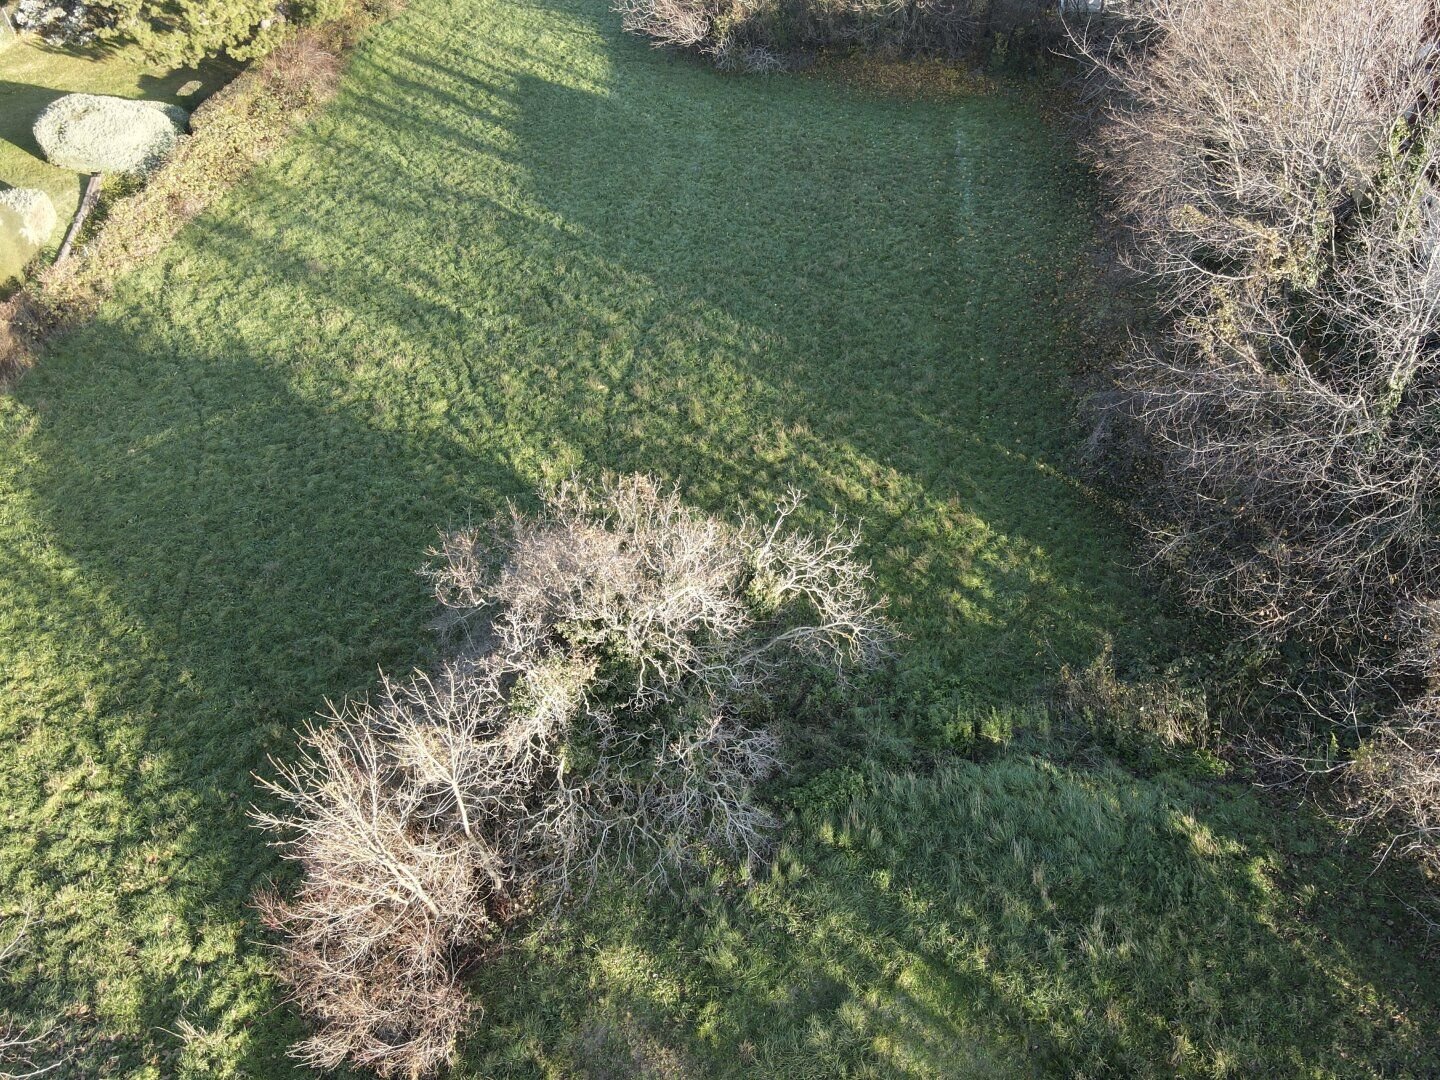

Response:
(0, 80), (67, 160)
(463, 752), (1440, 1076)
(0, 314), (527, 1074)
(232, 34), (1183, 704)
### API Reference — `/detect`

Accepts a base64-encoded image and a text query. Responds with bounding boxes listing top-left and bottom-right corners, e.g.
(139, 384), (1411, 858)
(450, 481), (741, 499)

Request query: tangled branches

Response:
(1078, 0), (1440, 635)
(613, 0), (1065, 72)
(0, 916), (61, 1080)
(255, 475), (892, 1076)
(1077, 0), (1440, 888)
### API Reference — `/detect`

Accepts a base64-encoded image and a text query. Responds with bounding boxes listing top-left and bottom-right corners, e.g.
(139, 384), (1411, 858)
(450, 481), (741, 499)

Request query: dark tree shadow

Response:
(0, 80), (66, 159)
(1, 311), (528, 1073)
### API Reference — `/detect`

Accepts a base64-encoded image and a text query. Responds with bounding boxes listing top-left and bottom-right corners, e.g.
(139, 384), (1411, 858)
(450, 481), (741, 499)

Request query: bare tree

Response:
(1075, 0), (1440, 643)
(253, 697), (495, 1078)
(613, 0), (1060, 69)
(1074, 0), (1440, 888)
(424, 475), (892, 893)
(256, 475), (893, 1076)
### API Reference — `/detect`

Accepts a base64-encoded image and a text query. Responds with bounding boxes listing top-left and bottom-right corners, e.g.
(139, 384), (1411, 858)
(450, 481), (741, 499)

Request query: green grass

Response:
(0, 35), (230, 281)
(0, 0), (1437, 1075)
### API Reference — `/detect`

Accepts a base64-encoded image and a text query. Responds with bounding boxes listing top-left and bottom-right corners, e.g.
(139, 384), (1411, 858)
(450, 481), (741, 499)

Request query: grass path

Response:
(1, 0), (1437, 1074)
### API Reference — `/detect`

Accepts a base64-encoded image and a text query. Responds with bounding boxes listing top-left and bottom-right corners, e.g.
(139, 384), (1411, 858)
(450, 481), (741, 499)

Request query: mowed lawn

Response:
(1, 0), (1438, 1075)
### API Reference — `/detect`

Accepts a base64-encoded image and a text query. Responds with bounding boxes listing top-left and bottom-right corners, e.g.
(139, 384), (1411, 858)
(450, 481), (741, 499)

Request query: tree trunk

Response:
(54, 173), (103, 266)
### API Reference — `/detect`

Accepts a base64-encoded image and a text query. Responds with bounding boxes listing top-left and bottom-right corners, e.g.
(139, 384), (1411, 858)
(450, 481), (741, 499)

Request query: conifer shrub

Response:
(0, 189), (58, 248)
(33, 94), (188, 176)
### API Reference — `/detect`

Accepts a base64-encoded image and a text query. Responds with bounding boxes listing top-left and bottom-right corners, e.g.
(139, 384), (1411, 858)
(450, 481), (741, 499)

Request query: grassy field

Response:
(0, 35), (230, 282)
(1, 0), (1437, 1075)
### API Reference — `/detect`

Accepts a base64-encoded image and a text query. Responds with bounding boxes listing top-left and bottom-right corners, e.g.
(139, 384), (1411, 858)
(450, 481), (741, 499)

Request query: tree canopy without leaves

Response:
(254, 475), (892, 1077)
(1079, 0), (1440, 886)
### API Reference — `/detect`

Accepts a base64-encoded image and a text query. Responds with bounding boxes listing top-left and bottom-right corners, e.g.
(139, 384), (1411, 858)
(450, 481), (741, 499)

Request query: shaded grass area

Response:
(0, 36), (230, 281)
(473, 751), (1438, 1077)
(0, 0), (1436, 1074)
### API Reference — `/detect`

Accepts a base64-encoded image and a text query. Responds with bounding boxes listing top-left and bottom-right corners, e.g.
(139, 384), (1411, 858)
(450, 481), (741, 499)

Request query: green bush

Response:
(32, 94), (188, 176)
(16, 0), (374, 65)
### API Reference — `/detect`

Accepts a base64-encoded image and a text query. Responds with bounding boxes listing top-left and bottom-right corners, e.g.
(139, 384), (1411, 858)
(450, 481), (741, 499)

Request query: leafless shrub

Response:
(614, 0), (715, 49)
(614, 0), (1060, 68)
(1348, 695), (1440, 879)
(1076, 0), (1440, 885)
(253, 687), (498, 1078)
(425, 475), (892, 893)
(257, 475), (892, 1075)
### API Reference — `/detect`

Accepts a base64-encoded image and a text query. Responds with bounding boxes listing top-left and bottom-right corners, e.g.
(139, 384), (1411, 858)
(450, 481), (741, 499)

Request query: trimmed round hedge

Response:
(0, 188), (59, 248)
(33, 94), (189, 175)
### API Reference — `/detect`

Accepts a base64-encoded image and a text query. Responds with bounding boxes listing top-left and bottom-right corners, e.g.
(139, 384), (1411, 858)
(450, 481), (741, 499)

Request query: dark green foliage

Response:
(36, 0), (358, 66)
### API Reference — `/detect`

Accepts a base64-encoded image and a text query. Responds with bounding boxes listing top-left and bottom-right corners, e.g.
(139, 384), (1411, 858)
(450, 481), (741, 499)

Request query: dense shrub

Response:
(12, 0), (357, 63)
(0, 189), (58, 248)
(258, 32), (344, 104)
(1080, 0), (1440, 883)
(255, 475), (891, 1076)
(615, 0), (1067, 70)
(33, 94), (188, 176)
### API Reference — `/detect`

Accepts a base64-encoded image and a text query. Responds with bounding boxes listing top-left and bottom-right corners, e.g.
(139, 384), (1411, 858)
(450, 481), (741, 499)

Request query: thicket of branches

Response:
(254, 475), (891, 1076)
(1078, 0), (1440, 885)
(613, 0), (1067, 72)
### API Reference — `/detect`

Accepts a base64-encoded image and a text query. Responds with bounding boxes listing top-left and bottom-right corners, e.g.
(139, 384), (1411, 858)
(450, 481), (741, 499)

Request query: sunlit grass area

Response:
(1, 0), (1437, 1074)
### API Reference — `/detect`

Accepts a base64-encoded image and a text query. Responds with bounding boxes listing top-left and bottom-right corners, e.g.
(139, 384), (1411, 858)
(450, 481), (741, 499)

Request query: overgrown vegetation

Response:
(616, 0), (1067, 71)
(1079, 0), (1440, 893)
(14, 0), (353, 64)
(3, 0), (1440, 1074)
(256, 475), (890, 1074)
